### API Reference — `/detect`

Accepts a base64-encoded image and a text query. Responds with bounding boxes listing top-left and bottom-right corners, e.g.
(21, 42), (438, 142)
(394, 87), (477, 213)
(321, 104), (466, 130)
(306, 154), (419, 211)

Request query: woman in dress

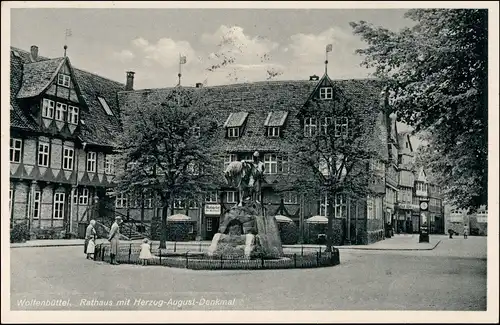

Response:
(86, 232), (96, 260)
(139, 238), (153, 266)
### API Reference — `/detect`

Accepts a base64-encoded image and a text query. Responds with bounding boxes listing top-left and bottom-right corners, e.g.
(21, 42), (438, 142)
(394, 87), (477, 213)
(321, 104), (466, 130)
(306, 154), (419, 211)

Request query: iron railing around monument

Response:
(92, 243), (340, 270)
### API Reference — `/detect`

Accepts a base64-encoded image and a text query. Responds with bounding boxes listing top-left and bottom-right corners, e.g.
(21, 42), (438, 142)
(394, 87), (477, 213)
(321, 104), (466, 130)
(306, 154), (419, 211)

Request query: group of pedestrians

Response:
(84, 216), (153, 265)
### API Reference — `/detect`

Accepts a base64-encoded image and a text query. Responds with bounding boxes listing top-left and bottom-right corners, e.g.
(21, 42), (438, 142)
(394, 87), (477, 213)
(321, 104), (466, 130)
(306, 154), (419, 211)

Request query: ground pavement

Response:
(9, 235), (486, 311)
(10, 233), (440, 251)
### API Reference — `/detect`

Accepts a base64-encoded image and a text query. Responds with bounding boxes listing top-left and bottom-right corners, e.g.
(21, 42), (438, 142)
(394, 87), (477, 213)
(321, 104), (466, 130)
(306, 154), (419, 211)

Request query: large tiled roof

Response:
(16, 57), (65, 99)
(10, 47), (124, 146)
(118, 78), (385, 154)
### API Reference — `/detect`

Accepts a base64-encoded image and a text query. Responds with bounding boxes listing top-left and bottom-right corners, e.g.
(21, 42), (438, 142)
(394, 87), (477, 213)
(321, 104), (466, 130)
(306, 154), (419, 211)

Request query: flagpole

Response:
(325, 47), (329, 75)
(178, 53), (182, 86)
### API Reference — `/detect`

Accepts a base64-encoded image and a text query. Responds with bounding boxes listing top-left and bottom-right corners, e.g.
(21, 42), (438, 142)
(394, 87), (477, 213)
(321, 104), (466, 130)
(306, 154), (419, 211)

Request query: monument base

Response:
(206, 201), (284, 259)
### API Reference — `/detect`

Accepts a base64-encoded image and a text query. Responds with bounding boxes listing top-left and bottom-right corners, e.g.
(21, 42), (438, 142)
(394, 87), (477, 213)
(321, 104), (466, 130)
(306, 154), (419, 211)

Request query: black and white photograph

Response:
(1, 1), (498, 323)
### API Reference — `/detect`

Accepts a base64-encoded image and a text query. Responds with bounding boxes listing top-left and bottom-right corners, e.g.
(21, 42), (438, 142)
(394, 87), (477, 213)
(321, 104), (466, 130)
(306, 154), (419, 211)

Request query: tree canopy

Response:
(114, 87), (219, 247)
(350, 9), (488, 211)
(284, 85), (386, 250)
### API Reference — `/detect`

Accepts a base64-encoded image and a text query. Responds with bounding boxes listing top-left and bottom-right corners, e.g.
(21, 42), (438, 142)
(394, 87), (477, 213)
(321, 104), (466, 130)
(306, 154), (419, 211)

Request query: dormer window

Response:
(68, 105), (79, 124)
(58, 73), (71, 87)
(264, 111), (288, 138)
(227, 127), (240, 138)
(42, 99), (55, 118)
(55, 102), (67, 121)
(97, 96), (114, 116)
(267, 126), (280, 138)
(319, 87), (333, 100)
(224, 112), (248, 139)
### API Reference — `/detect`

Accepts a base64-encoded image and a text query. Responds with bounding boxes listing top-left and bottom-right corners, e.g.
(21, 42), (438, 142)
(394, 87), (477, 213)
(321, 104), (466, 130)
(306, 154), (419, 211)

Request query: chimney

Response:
(125, 71), (135, 91)
(30, 45), (38, 62)
(195, 82), (203, 88)
(309, 75), (319, 81)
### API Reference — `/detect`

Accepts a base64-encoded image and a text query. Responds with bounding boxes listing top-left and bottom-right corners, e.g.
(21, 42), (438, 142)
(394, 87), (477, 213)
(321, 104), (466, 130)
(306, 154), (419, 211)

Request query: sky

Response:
(10, 7), (417, 134)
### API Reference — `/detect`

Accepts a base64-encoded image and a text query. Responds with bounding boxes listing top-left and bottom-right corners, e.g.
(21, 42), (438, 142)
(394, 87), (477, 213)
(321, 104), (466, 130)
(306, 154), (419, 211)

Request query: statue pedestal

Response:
(206, 201), (284, 259)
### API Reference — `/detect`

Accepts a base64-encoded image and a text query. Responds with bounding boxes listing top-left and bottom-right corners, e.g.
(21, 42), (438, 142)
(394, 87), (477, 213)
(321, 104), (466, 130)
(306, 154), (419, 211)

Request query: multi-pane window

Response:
(144, 195), (153, 209)
(53, 193), (65, 219)
(334, 117), (348, 137)
(205, 191), (218, 203)
(105, 155), (115, 174)
(206, 218), (213, 232)
(42, 98), (55, 118)
(322, 117), (332, 135)
(279, 154), (290, 174)
(189, 200), (199, 209)
(335, 194), (346, 218)
(224, 154), (237, 170)
(79, 188), (89, 205)
(319, 87), (333, 99)
(37, 143), (50, 167)
(55, 102), (67, 121)
(227, 127), (240, 138)
(115, 193), (128, 208)
(304, 117), (317, 137)
(264, 154), (278, 174)
(226, 191), (237, 203)
(173, 200), (186, 209)
(283, 192), (298, 204)
(68, 106), (79, 124)
(320, 194), (329, 217)
(32, 191), (41, 219)
(367, 196), (374, 219)
(267, 127), (280, 138)
(10, 138), (22, 163)
(190, 125), (201, 138)
(63, 147), (74, 170)
(86, 152), (96, 172)
(58, 73), (71, 87)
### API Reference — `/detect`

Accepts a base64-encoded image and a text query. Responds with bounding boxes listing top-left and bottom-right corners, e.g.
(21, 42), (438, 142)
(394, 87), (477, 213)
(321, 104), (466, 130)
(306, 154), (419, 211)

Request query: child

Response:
(86, 235), (96, 260)
(139, 238), (153, 266)
(463, 224), (468, 239)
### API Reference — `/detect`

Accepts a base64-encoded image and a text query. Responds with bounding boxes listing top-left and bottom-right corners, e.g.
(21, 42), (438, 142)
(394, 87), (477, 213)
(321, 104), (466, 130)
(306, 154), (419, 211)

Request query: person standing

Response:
(108, 216), (122, 265)
(84, 220), (96, 258)
(139, 238), (153, 266)
(463, 224), (468, 239)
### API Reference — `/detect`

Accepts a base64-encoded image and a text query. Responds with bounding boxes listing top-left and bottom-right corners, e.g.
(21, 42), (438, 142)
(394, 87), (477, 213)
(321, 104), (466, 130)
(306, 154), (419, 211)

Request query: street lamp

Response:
(419, 199), (430, 243)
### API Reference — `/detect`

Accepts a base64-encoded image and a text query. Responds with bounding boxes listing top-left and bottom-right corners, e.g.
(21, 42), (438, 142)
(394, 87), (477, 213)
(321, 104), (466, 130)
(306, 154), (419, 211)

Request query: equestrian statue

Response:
(224, 151), (265, 206)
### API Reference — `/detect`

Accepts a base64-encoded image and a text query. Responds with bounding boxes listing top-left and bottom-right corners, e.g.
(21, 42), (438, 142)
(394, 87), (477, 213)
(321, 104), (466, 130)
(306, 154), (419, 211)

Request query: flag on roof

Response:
(180, 56), (187, 64)
(326, 44), (333, 52)
(65, 29), (72, 37)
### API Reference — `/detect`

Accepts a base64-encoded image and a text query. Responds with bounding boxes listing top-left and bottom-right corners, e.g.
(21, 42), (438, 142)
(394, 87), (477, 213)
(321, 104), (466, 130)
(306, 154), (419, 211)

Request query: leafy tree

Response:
(284, 85), (386, 252)
(350, 9), (488, 211)
(114, 87), (219, 248)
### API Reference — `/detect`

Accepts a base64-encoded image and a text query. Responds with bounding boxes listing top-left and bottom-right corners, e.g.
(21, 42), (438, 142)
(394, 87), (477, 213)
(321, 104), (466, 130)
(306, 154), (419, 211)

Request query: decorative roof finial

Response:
(64, 45), (68, 57)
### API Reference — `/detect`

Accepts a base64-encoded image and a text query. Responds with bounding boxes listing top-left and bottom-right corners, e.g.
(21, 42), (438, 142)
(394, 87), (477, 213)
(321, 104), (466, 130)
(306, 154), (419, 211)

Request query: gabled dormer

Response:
(298, 73), (349, 138)
(16, 56), (86, 138)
